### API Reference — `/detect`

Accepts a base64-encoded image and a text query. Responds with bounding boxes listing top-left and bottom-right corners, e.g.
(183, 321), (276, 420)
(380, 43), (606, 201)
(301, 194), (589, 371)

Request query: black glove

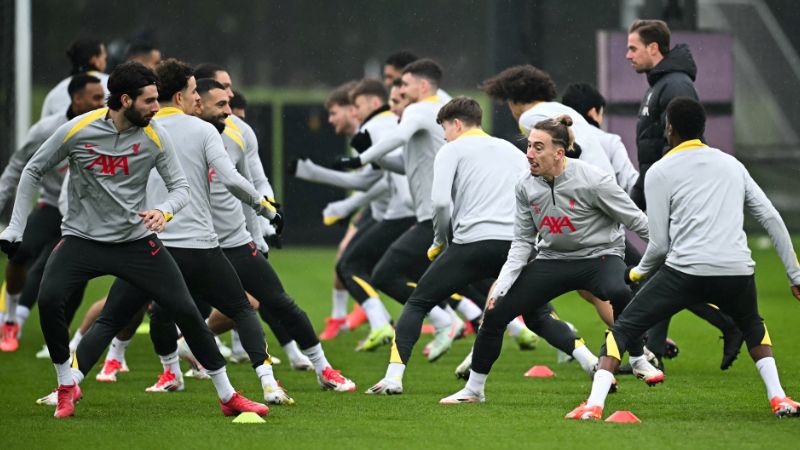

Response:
(266, 234), (282, 250)
(332, 155), (362, 170)
(287, 158), (299, 176)
(567, 142), (583, 158)
(0, 240), (20, 258)
(265, 197), (284, 235)
(350, 129), (372, 153)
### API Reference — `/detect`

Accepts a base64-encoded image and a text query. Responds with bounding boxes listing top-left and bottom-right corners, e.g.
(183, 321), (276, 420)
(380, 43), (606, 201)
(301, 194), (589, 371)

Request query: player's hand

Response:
(322, 200), (352, 227)
(566, 142), (583, 158)
(254, 235), (269, 254)
(625, 265), (643, 285)
(0, 227), (22, 258)
(791, 285), (800, 301)
(139, 210), (168, 233)
(427, 242), (444, 261)
(332, 155), (362, 170)
(350, 130), (372, 153)
(265, 197), (284, 235)
(257, 198), (278, 220)
(287, 158), (300, 176)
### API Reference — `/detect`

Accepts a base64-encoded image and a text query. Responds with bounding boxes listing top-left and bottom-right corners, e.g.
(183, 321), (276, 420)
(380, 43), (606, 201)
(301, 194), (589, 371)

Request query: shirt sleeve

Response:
(491, 181), (538, 299)
(635, 168), (670, 276)
(359, 107), (425, 165)
(151, 129), (190, 218)
(742, 165), (800, 285)
(243, 123), (275, 199)
(592, 170), (649, 240)
(205, 128), (270, 216)
(431, 146), (457, 247)
(295, 158), (384, 190)
(0, 126), (44, 211)
(5, 122), (73, 235)
(607, 134), (639, 193)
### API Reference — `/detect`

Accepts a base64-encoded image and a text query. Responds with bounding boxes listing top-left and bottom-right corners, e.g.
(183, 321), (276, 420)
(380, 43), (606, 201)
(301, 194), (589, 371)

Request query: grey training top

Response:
(493, 158), (648, 299)
(636, 140), (800, 285)
(40, 72), (110, 119)
(5, 107), (189, 243)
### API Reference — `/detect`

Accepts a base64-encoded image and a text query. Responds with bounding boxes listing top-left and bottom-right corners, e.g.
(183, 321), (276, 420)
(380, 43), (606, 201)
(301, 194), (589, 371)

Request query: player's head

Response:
(126, 41), (162, 69)
(384, 50), (418, 88)
(350, 79), (388, 123)
(155, 58), (198, 114)
(627, 19), (670, 73)
(436, 96), (482, 142)
(67, 73), (105, 115)
(400, 58), (442, 103)
(665, 97), (705, 147)
(480, 65), (557, 120)
(195, 78), (231, 133)
(230, 90), (247, 119)
(389, 78), (409, 118)
(66, 38), (107, 74)
(561, 83), (606, 127)
(325, 81), (359, 136)
(194, 63), (234, 99)
(527, 115), (575, 178)
(107, 61), (159, 127)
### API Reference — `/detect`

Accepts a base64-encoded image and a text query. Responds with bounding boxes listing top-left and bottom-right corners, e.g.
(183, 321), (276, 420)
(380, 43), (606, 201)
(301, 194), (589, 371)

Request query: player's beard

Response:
(210, 113), (226, 134)
(124, 107), (152, 127)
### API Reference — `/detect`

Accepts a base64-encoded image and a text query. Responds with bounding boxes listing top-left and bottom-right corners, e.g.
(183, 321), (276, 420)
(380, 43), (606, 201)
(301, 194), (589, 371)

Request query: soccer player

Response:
(125, 41), (162, 69)
(440, 115), (662, 404)
(194, 63), (312, 366)
(193, 76), (357, 395)
(230, 90), (247, 119)
(335, 59), (470, 360)
(383, 50), (452, 101)
(40, 38), (110, 119)
(0, 61), (267, 418)
(566, 98), (800, 420)
(367, 98), (595, 395)
(0, 74), (105, 352)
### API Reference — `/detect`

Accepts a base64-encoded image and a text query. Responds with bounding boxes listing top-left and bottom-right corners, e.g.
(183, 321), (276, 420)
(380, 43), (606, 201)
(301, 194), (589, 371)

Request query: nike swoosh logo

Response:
(150, 247), (162, 256)
(84, 144), (98, 148)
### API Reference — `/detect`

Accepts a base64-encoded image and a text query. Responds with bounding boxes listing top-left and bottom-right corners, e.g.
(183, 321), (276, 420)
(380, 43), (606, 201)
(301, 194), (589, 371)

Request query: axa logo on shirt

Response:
(539, 216), (576, 234)
(85, 154), (129, 175)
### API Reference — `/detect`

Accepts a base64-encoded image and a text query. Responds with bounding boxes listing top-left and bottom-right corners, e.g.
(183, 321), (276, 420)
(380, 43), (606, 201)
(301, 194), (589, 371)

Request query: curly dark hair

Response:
(155, 59), (194, 102)
(106, 61), (158, 110)
(480, 65), (557, 103)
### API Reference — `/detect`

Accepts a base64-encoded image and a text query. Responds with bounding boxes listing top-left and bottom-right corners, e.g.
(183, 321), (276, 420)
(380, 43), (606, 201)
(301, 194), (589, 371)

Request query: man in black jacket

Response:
(625, 20), (744, 371)
(627, 19), (698, 210)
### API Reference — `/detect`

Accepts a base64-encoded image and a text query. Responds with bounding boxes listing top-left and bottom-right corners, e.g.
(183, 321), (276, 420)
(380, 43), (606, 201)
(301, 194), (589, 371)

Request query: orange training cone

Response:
(605, 411), (641, 423)
(524, 365), (555, 377)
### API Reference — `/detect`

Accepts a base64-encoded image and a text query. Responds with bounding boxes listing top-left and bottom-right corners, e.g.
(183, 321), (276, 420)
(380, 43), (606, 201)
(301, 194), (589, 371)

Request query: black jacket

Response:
(631, 44), (698, 209)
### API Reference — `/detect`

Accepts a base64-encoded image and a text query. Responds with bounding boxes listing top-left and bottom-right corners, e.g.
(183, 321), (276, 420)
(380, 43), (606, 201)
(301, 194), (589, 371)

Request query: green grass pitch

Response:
(1, 241), (798, 449)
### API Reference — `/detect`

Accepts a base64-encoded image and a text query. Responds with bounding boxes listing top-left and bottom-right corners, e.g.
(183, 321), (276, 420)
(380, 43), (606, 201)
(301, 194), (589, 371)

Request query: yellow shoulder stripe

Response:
(63, 108), (108, 142)
(154, 107), (184, 119)
(224, 117), (242, 134)
(224, 127), (245, 151)
(143, 125), (163, 151)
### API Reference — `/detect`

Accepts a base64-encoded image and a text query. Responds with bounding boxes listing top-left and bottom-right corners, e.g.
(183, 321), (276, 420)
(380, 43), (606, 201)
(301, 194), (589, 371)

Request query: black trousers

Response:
(223, 242), (319, 351)
(371, 220), (434, 304)
(38, 236), (221, 375)
(336, 217), (416, 304)
(145, 246), (269, 369)
(472, 256), (643, 375)
(604, 266), (767, 360)
(9, 203), (62, 266)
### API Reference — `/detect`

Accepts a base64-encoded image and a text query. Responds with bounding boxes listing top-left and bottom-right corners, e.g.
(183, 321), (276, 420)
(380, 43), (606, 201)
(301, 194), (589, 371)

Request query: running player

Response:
(0, 61), (267, 418)
(367, 98), (595, 395)
(440, 115), (662, 404)
(566, 98), (800, 420)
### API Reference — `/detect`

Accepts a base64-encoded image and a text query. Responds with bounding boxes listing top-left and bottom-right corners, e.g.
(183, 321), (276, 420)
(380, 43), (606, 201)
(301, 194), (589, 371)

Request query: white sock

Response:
(628, 354), (645, 367)
(16, 305), (30, 331)
(255, 363), (279, 390)
(362, 297), (390, 329)
(301, 343), (330, 375)
(572, 344), (599, 373)
(428, 306), (452, 332)
(755, 357), (786, 400)
(4, 291), (20, 322)
(385, 362), (406, 383)
(231, 330), (244, 354)
(282, 340), (304, 362)
(159, 350), (181, 375)
(456, 298), (482, 322)
(586, 369), (614, 408)
(208, 367), (236, 402)
(331, 288), (348, 319)
(106, 337), (131, 362)
(506, 317), (525, 337)
(55, 360), (75, 386)
(68, 330), (84, 353)
(465, 370), (488, 394)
